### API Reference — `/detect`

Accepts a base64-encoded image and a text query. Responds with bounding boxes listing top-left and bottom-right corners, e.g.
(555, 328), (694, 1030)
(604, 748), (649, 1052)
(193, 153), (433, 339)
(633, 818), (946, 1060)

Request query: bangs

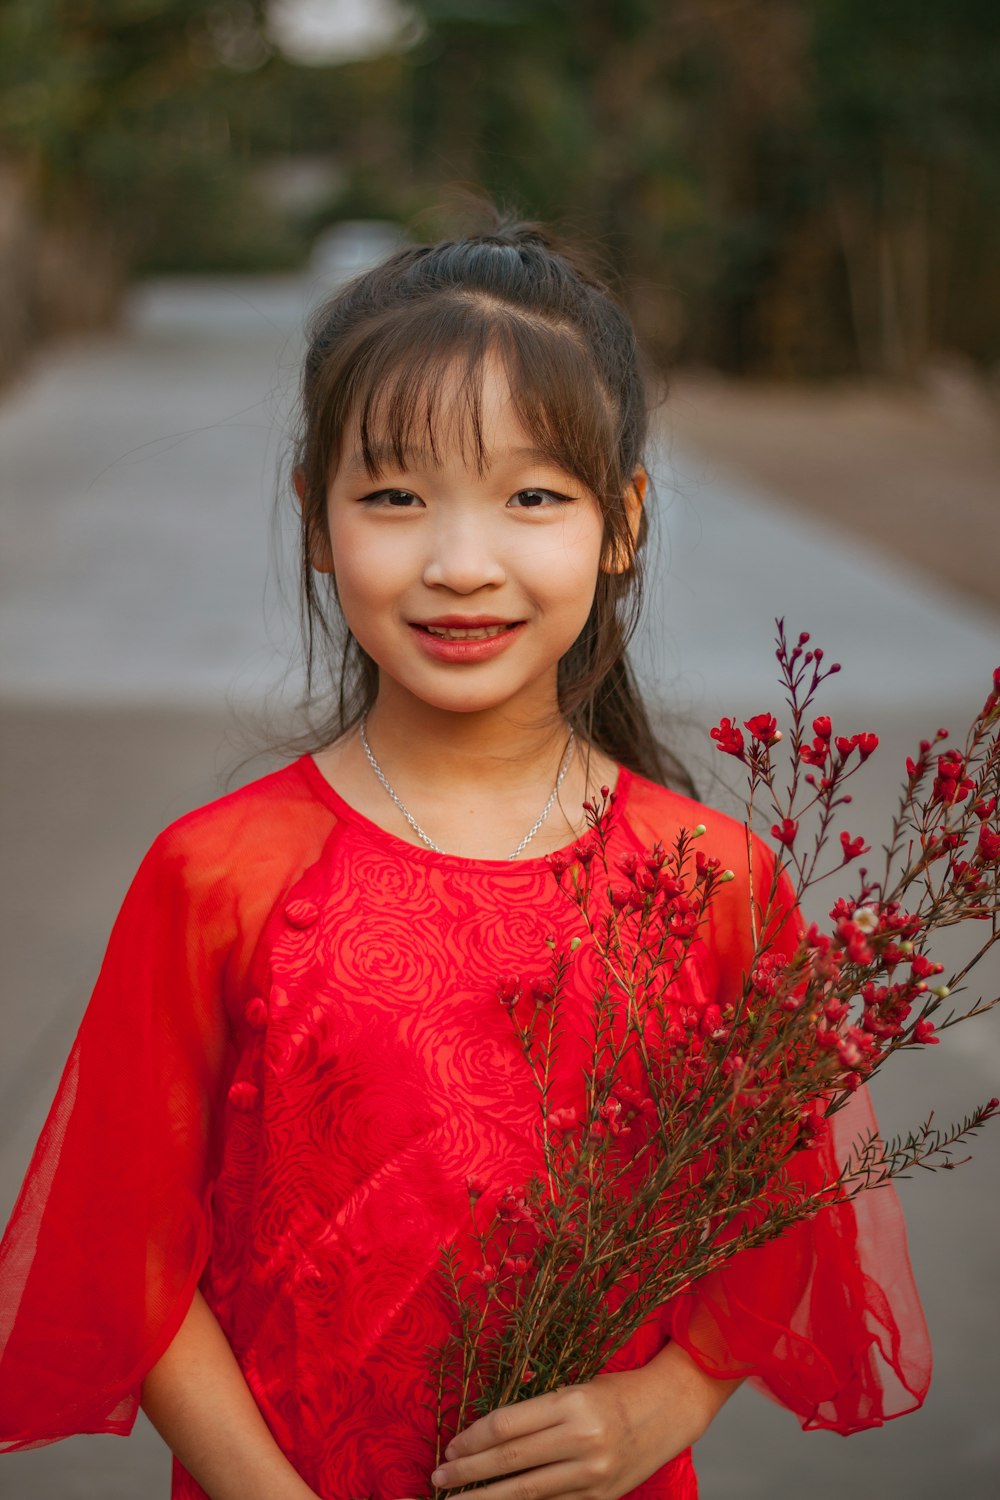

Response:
(330, 296), (624, 500)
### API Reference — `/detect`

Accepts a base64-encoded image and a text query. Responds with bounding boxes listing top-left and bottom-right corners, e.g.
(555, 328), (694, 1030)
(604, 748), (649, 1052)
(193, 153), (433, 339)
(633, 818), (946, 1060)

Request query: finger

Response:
(437, 1458), (585, 1500)
(444, 1389), (571, 1461)
(434, 1424), (580, 1492)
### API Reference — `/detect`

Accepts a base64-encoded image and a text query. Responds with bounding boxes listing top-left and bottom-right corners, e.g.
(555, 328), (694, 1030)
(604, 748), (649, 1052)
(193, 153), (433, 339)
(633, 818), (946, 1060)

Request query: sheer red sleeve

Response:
(668, 829), (932, 1434)
(0, 827), (234, 1451)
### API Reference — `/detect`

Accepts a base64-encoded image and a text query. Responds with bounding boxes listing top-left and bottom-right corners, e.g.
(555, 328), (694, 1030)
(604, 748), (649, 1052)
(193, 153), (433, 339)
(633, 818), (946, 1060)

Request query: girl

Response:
(0, 215), (930, 1500)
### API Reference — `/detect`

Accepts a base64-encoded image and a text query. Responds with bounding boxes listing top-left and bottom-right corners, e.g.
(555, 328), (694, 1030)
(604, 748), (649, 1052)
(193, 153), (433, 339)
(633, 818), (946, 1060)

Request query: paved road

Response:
(1, 278), (998, 1499)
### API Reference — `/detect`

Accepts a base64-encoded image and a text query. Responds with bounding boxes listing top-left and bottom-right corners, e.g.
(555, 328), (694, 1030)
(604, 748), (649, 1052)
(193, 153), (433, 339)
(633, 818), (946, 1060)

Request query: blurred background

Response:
(1, 2), (998, 1497)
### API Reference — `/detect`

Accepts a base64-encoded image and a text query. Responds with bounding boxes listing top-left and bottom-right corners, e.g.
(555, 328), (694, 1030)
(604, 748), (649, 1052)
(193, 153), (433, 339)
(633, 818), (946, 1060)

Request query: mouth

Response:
(411, 622), (523, 640)
(408, 619), (528, 661)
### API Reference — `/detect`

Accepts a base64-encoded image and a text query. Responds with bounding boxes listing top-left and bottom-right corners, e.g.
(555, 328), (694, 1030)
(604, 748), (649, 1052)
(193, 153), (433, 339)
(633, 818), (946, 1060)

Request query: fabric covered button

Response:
(228, 1080), (260, 1111)
(245, 995), (268, 1030)
(284, 897), (319, 929)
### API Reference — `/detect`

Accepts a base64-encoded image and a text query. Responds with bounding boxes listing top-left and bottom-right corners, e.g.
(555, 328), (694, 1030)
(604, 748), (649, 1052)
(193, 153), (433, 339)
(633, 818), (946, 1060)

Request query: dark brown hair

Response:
(258, 207), (695, 796)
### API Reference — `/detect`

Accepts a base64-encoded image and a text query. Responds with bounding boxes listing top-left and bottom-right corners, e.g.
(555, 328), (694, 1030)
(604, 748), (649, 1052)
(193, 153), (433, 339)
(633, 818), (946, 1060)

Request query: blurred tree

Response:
(1, 0), (997, 379)
(0, 0), (297, 372)
(376, 0), (1000, 375)
(808, 0), (1000, 374)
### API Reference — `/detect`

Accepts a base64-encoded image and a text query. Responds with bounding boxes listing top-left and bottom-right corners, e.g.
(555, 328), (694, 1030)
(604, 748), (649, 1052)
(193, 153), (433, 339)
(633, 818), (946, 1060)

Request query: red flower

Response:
(931, 750), (975, 806)
(857, 732), (879, 761)
(799, 737), (829, 766)
(771, 818), (798, 847)
(496, 977), (520, 1010)
(951, 861), (986, 894)
(840, 831), (869, 863)
(598, 1097), (629, 1135)
(744, 713), (781, 745)
(798, 1105), (827, 1143)
(837, 1026), (876, 1070)
(669, 909), (699, 938)
(812, 715), (832, 741)
(751, 952), (788, 997)
(710, 718), (746, 760)
(975, 827), (1000, 865)
(699, 1003), (724, 1037)
(497, 1187), (534, 1223)
(913, 1018), (940, 1046)
(836, 917), (874, 964)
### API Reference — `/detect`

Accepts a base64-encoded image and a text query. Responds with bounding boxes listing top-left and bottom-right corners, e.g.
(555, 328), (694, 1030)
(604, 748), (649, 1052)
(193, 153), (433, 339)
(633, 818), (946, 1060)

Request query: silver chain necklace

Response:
(358, 711), (576, 859)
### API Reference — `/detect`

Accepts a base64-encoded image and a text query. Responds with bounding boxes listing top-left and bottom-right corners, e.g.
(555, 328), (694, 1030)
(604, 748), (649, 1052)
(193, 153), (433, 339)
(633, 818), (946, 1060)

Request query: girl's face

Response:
(317, 354), (640, 725)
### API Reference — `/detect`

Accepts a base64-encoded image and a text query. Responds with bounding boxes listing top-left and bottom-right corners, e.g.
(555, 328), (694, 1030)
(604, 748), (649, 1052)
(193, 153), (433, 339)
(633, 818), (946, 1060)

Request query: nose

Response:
(420, 514), (507, 593)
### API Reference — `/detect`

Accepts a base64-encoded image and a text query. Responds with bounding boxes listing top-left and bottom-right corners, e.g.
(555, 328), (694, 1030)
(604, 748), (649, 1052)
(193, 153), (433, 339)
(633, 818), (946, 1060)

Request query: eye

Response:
(359, 488), (421, 508)
(508, 489), (574, 510)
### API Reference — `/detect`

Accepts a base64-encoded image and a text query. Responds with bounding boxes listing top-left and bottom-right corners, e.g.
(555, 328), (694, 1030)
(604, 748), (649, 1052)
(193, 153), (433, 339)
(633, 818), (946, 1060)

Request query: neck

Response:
(362, 687), (574, 805)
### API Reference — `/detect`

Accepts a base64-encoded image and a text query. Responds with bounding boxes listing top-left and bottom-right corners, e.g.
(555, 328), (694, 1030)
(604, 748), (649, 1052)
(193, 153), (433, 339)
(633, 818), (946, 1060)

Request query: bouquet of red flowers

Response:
(426, 622), (1000, 1467)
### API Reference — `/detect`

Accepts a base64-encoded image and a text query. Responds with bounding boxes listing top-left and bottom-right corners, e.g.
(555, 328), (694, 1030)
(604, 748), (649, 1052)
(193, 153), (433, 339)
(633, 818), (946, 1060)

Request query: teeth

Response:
(424, 624), (512, 639)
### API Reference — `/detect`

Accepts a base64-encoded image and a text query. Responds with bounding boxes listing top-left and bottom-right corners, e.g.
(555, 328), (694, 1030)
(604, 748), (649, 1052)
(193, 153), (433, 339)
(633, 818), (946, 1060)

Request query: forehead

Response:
(338, 439), (564, 479)
(340, 350), (550, 478)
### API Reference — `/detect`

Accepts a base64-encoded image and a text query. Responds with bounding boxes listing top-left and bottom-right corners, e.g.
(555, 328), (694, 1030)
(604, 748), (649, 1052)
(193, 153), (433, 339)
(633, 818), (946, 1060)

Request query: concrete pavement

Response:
(1, 277), (998, 1498)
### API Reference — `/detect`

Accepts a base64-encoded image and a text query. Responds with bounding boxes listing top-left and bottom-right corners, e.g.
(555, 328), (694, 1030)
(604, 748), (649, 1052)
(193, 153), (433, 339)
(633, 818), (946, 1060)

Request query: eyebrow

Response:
(342, 443), (560, 476)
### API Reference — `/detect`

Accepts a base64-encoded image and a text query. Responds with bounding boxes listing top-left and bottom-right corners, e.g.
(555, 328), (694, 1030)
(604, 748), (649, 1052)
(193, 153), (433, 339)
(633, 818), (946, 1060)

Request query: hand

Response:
(429, 1347), (739, 1500)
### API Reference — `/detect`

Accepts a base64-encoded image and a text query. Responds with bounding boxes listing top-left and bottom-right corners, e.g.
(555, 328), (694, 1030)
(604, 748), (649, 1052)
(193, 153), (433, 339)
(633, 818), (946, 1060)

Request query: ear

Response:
(293, 465), (334, 574)
(600, 467), (647, 575)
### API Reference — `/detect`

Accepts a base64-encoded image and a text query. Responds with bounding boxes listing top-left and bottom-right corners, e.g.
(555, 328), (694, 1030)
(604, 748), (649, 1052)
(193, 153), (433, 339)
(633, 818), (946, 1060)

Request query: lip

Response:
(412, 615), (523, 627)
(409, 620), (527, 663)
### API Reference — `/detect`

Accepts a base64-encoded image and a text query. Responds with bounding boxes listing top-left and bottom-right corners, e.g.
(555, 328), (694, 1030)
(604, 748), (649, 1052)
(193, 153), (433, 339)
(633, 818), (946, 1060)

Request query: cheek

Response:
(516, 512), (605, 599)
(327, 511), (411, 607)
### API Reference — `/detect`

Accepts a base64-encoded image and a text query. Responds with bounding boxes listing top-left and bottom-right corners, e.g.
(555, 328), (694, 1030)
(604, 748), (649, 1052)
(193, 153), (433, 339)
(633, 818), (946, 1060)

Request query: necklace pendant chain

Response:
(358, 711), (576, 859)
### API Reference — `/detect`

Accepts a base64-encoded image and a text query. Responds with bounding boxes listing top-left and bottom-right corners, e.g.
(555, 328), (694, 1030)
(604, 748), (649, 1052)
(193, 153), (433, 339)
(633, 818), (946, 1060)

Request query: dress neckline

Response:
(295, 752), (633, 871)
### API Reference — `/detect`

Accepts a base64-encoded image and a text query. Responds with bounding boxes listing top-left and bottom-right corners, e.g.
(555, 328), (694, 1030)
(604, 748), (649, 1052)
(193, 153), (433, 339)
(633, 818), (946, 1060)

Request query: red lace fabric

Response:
(0, 756), (930, 1498)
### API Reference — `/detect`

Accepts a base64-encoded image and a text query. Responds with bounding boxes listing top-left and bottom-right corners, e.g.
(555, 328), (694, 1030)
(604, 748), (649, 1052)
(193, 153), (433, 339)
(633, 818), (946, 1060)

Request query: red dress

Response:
(0, 755), (931, 1498)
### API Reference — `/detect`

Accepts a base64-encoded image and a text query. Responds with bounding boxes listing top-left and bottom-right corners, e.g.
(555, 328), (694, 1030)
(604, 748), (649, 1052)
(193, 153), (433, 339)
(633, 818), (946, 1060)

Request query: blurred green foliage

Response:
(0, 0), (301, 273)
(1, 0), (998, 375)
